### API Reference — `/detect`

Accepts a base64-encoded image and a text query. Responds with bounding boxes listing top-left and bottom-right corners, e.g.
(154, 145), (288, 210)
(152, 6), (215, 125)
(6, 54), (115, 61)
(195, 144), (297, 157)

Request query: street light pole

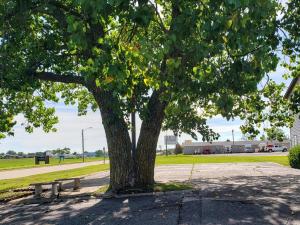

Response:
(232, 129), (235, 145)
(165, 136), (168, 156)
(82, 129), (85, 163)
(81, 127), (92, 163)
(103, 147), (106, 164)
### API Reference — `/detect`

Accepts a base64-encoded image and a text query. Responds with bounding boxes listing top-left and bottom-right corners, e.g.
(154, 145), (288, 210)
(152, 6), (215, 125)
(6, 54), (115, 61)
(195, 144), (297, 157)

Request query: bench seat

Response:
(55, 177), (84, 191)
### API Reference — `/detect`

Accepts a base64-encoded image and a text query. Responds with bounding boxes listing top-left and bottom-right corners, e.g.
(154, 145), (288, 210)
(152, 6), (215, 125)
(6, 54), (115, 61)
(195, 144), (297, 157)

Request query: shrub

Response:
(288, 145), (300, 169)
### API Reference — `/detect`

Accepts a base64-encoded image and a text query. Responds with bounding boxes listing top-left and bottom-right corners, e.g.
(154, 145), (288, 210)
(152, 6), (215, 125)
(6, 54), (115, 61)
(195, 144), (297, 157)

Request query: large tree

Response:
(0, 0), (296, 192)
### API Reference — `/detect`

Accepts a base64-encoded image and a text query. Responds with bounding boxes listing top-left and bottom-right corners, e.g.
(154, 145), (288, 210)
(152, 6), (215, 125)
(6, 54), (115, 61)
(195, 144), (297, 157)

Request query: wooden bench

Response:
(55, 177), (84, 191)
(30, 182), (59, 198)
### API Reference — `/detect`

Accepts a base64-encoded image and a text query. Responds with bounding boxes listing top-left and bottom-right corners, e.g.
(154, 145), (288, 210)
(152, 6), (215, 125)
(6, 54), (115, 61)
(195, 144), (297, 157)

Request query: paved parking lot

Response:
(1, 162), (300, 225)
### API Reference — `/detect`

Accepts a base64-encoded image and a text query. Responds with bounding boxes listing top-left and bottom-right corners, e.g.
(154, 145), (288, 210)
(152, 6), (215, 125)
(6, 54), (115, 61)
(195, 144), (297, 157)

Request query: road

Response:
(0, 161), (105, 180)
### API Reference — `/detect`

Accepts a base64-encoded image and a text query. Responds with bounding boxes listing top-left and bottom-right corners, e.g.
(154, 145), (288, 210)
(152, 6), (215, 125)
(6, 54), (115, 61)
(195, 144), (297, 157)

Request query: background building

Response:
(285, 76), (300, 147)
(182, 140), (290, 155)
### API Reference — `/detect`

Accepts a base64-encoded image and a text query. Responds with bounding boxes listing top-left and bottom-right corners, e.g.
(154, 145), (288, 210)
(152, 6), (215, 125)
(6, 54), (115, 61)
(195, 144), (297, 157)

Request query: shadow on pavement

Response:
(0, 175), (300, 225)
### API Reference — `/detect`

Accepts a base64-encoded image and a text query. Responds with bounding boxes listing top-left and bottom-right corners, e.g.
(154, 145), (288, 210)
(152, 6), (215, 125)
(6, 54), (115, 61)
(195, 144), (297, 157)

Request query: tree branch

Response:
(34, 72), (85, 85)
(149, 2), (168, 33)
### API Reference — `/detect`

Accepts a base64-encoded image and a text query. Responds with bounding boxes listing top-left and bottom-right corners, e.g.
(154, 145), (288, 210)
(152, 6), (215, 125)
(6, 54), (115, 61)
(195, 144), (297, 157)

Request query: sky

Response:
(0, 64), (292, 153)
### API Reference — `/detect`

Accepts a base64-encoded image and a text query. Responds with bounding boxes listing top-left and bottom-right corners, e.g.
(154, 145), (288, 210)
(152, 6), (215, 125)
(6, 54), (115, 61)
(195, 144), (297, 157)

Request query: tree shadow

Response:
(190, 174), (300, 202)
(60, 176), (110, 190)
(0, 193), (182, 225)
(1, 175), (300, 224)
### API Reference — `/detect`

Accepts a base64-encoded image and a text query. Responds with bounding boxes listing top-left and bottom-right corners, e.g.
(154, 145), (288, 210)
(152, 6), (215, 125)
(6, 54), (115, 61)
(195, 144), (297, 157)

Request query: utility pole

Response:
(103, 147), (106, 164)
(232, 129), (235, 145)
(81, 127), (92, 163)
(165, 136), (168, 156)
(81, 129), (85, 163)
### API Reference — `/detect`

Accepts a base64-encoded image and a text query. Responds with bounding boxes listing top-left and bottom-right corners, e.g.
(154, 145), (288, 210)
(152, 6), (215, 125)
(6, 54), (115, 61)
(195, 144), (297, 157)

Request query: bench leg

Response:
(74, 178), (80, 190)
(34, 185), (42, 198)
(58, 182), (63, 192)
(51, 183), (58, 197)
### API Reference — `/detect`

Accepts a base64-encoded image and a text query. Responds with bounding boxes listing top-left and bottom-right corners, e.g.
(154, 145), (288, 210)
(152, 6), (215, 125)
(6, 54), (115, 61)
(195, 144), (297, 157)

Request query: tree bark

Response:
(136, 91), (166, 188)
(90, 87), (132, 192)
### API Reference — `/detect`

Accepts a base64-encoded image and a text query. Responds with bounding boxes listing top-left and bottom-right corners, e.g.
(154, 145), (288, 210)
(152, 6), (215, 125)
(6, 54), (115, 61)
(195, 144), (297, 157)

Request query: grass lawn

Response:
(0, 157), (105, 171)
(0, 164), (109, 194)
(156, 154), (289, 166)
(0, 154), (288, 171)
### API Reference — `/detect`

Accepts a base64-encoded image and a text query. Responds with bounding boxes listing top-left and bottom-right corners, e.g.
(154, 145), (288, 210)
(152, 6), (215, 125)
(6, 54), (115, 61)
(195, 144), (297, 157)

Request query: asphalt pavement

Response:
(1, 162), (300, 225)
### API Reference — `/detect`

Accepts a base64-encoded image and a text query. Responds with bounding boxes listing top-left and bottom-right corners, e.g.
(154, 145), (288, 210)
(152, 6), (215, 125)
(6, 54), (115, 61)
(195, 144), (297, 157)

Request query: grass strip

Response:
(156, 155), (289, 166)
(153, 182), (193, 192)
(0, 164), (109, 195)
(93, 182), (193, 196)
(0, 157), (105, 171)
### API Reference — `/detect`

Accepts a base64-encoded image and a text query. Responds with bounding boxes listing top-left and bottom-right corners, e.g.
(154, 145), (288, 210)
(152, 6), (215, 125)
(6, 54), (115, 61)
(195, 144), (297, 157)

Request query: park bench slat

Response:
(55, 177), (84, 182)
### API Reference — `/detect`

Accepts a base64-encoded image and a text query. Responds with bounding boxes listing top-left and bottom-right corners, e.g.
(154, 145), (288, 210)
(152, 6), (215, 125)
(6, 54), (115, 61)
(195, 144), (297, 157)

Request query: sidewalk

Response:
(0, 161), (105, 180)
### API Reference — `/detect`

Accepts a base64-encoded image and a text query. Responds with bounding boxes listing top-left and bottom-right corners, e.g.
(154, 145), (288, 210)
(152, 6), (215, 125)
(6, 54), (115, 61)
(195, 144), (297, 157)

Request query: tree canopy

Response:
(1, 0), (299, 191)
(264, 127), (288, 142)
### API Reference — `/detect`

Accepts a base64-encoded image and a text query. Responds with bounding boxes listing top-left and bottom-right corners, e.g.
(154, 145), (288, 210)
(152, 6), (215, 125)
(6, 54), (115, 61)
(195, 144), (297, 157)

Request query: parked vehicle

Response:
(194, 149), (201, 155)
(225, 146), (232, 154)
(244, 144), (254, 153)
(202, 149), (212, 154)
(266, 144), (288, 152)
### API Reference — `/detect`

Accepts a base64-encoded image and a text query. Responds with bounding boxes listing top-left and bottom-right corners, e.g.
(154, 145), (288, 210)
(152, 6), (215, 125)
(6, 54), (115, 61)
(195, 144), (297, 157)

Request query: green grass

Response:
(0, 191), (32, 202)
(93, 185), (110, 195)
(156, 155), (289, 166)
(0, 164), (109, 194)
(0, 157), (105, 171)
(0, 155), (288, 171)
(153, 182), (193, 192)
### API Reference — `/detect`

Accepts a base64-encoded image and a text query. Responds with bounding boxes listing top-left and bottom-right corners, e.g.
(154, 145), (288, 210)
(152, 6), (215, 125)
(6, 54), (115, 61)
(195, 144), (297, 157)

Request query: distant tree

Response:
(174, 144), (183, 155)
(6, 150), (16, 155)
(95, 150), (104, 157)
(51, 147), (71, 155)
(265, 127), (288, 142)
(17, 152), (24, 156)
(260, 134), (267, 141)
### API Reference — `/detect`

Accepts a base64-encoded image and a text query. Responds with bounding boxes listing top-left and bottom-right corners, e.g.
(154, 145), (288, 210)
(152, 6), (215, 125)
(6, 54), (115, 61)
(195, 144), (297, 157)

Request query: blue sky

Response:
(0, 64), (292, 153)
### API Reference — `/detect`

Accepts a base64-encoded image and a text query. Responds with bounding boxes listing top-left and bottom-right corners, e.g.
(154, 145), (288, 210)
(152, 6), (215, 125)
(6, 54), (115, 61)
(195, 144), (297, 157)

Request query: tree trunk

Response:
(91, 87), (132, 192)
(136, 91), (166, 188)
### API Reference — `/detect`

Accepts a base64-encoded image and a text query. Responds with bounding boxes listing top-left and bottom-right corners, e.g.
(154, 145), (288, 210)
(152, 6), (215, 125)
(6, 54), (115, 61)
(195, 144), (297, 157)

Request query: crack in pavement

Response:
(176, 196), (184, 225)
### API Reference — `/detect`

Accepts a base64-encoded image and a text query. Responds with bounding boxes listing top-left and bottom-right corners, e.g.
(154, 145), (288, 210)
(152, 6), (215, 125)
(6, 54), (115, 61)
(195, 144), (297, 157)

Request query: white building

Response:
(285, 77), (300, 147)
(182, 140), (290, 155)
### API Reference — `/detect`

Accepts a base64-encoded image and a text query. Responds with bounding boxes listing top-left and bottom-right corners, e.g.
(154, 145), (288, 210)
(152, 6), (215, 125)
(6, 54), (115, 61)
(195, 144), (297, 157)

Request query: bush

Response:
(288, 145), (300, 169)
